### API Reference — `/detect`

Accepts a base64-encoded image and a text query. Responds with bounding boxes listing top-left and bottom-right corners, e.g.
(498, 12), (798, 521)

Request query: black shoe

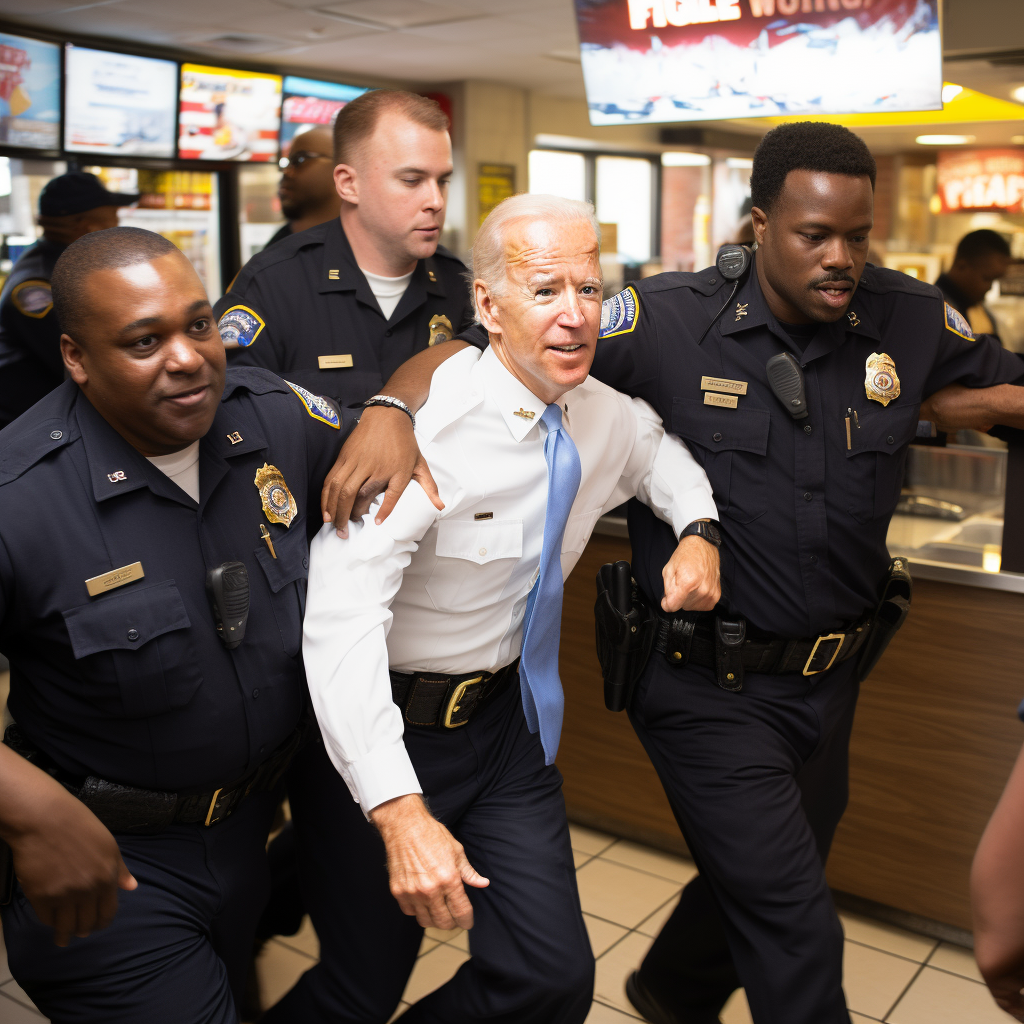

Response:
(625, 971), (723, 1024)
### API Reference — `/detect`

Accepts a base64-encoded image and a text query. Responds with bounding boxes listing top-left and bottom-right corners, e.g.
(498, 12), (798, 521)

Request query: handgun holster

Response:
(594, 564), (657, 712)
(856, 557), (913, 683)
(714, 617), (746, 692)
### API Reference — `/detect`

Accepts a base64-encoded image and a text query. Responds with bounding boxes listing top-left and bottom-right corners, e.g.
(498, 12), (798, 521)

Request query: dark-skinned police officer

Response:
(328, 122), (1024, 1024)
(0, 226), (350, 1023)
(0, 171), (138, 429)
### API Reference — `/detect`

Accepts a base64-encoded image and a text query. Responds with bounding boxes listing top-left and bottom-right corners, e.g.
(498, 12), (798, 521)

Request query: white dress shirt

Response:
(303, 345), (717, 815)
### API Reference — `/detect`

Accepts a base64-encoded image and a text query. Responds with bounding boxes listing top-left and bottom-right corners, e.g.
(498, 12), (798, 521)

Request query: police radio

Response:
(697, 244), (753, 345)
(206, 561), (250, 649)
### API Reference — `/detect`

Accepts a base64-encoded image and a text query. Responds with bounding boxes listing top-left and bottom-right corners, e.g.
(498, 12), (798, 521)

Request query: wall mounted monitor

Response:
(64, 45), (178, 158)
(0, 32), (60, 150)
(575, 0), (943, 125)
(179, 64), (282, 162)
(281, 76), (368, 157)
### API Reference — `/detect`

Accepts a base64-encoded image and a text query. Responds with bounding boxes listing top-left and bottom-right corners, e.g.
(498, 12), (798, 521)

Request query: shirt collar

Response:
(476, 346), (552, 443)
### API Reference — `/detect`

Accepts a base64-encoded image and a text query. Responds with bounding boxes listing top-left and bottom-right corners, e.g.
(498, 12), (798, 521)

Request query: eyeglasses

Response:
(284, 151), (332, 169)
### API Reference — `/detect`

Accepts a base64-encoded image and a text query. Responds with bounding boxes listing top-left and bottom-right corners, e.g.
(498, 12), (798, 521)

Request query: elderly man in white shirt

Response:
(297, 194), (720, 1024)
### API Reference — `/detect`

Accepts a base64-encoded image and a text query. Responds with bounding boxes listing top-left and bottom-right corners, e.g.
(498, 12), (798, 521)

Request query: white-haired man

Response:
(297, 194), (722, 1023)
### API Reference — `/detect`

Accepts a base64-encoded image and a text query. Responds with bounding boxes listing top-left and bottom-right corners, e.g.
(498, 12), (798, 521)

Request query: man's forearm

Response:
(922, 383), (1024, 432)
(381, 341), (470, 413)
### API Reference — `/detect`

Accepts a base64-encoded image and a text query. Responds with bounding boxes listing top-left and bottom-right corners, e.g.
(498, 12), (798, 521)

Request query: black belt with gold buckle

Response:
(390, 660), (519, 730)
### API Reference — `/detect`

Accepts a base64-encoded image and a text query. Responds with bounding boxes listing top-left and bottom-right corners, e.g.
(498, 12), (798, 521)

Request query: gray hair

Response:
(469, 193), (600, 320)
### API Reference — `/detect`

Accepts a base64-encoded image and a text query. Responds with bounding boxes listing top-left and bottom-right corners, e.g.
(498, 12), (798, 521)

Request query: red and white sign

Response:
(937, 149), (1024, 214)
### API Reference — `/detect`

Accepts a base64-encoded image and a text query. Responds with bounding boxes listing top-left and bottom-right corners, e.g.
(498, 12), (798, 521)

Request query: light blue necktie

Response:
(520, 403), (582, 765)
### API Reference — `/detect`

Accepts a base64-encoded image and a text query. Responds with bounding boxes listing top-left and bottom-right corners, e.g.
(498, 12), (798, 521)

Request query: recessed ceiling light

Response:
(916, 134), (975, 145)
(1013, 85), (1024, 103)
(662, 152), (711, 166)
(941, 83), (963, 103)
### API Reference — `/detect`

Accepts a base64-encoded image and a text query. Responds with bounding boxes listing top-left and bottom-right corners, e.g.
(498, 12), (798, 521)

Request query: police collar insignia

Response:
(944, 302), (974, 340)
(734, 302), (748, 321)
(428, 314), (453, 347)
(514, 408), (536, 420)
(218, 305), (265, 349)
(599, 286), (639, 338)
(864, 352), (900, 406)
(283, 379), (341, 429)
(255, 464), (297, 527)
(847, 310), (861, 327)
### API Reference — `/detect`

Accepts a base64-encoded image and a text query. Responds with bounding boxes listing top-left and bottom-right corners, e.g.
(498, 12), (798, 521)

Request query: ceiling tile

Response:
(317, 0), (485, 29)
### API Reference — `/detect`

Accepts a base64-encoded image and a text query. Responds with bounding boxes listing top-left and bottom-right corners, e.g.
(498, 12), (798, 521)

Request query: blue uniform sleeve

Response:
(0, 285), (64, 378)
(215, 271), (285, 374)
(590, 286), (661, 401)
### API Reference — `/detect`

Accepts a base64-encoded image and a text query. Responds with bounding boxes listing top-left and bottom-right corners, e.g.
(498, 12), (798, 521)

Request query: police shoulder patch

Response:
(218, 304), (265, 349)
(11, 279), (52, 318)
(599, 286), (640, 339)
(944, 302), (974, 340)
(283, 380), (340, 429)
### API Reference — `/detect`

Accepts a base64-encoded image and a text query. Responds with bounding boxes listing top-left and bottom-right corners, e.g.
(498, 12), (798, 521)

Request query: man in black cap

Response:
(0, 171), (138, 428)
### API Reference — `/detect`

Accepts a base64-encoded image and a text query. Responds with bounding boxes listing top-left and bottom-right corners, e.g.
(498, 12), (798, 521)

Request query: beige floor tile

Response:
(424, 926), (463, 944)
(419, 937), (440, 956)
(0, 982), (40, 1016)
(635, 896), (679, 938)
(444, 930), (470, 952)
(593, 930), (652, 1015)
(256, 940), (315, 1008)
(576, 858), (682, 930)
(842, 940), (921, 1021)
(401, 943), (470, 1005)
(574, 849), (596, 869)
(850, 1014), (881, 1022)
(721, 988), (754, 1024)
(839, 912), (937, 963)
(599, 841), (698, 886)
(926, 942), (983, 983)
(586, 999), (642, 1021)
(570, 825), (618, 856)
(275, 915), (319, 960)
(0, 938), (12, 985)
(887, 965), (1006, 1023)
(0, 992), (46, 1022)
(387, 1002), (410, 1023)
(584, 913), (630, 957)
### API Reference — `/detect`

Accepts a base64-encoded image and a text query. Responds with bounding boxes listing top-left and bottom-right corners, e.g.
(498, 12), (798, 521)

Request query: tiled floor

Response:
(0, 825), (1007, 1023)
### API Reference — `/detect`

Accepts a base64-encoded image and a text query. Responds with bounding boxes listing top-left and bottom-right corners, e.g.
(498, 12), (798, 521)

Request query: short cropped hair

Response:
(750, 122), (876, 214)
(470, 194), (600, 320)
(52, 226), (180, 339)
(333, 90), (449, 165)
(954, 229), (1011, 264)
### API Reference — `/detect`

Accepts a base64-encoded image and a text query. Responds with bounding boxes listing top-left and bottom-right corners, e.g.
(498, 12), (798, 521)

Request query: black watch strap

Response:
(681, 519), (722, 548)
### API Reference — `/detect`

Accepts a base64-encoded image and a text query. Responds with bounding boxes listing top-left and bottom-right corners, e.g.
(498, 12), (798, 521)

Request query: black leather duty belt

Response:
(390, 659), (519, 730)
(3, 721), (308, 836)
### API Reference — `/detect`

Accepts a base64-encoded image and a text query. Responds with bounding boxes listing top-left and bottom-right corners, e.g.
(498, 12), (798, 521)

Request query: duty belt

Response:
(390, 659), (519, 730)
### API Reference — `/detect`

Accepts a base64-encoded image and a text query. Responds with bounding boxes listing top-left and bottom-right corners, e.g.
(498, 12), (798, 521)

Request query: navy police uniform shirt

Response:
(213, 218), (474, 411)
(590, 261), (1024, 639)
(0, 238), (66, 429)
(0, 368), (345, 793)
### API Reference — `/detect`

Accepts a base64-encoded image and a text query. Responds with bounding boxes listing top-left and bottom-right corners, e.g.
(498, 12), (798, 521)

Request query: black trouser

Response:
(628, 655), (859, 1024)
(2, 791), (276, 1024)
(264, 679), (595, 1024)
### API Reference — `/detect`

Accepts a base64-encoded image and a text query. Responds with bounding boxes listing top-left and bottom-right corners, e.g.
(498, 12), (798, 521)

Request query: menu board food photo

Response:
(0, 32), (60, 150)
(281, 76), (367, 157)
(178, 64), (282, 162)
(64, 45), (179, 157)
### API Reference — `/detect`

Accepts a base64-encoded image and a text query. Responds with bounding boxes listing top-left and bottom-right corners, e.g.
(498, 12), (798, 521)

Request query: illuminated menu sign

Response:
(0, 32), (60, 150)
(281, 76), (367, 156)
(575, 0), (943, 125)
(937, 149), (1024, 214)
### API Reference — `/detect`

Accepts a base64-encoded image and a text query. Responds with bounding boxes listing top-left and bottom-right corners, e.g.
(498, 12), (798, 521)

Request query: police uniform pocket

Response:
(426, 519), (523, 613)
(672, 397), (769, 524)
(844, 405), (919, 522)
(254, 525), (308, 659)
(62, 580), (202, 719)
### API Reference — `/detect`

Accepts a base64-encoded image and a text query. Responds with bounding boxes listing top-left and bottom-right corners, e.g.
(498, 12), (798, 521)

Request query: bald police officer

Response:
(0, 226), (348, 1023)
(0, 171), (137, 429)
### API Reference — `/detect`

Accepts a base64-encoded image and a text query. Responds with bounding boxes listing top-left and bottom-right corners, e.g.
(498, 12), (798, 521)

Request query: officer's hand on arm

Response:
(0, 745), (136, 946)
(321, 342), (471, 534)
(920, 382), (1024, 433)
(370, 793), (489, 930)
(661, 536), (721, 613)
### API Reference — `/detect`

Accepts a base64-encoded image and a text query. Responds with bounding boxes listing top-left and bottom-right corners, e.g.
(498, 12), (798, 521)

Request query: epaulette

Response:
(635, 266), (728, 297)
(221, 366), (293, 401)
(856, 264), (940, 299)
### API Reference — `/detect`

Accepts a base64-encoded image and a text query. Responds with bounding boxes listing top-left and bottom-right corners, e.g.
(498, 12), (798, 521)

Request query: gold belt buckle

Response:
(802, 633), (845, 676)
(444, 676), (484, 728)
(204, 787), (224, 827)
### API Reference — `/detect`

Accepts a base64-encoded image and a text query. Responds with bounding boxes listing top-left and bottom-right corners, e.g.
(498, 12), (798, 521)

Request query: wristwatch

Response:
(680, 519), (722, 549)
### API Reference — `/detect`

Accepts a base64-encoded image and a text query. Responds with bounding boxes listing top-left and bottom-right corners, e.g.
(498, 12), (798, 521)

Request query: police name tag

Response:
(701, 376), (748, 396)
(317, 354), (353, 369)
(85, 562), (144, 598)
(704, 393), (738, 409)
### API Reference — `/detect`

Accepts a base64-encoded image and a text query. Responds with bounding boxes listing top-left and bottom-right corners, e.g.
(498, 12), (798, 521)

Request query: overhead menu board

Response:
(0, 32), (60, 150)
(64, 45), (178, 157)
(178, 64), (282, 162)
(281, 76), (368, 157)
(575, 0), (943, 126)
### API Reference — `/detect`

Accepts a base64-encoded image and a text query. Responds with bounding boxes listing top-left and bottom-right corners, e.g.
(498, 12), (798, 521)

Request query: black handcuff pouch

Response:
(856, 557), (913, 683)
(594, 561), (657, 712)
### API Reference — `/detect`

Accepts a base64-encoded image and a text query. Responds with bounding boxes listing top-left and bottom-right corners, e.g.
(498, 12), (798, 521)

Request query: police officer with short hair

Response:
(0, 226), (347, 1023)
(0, 171), (137, 429)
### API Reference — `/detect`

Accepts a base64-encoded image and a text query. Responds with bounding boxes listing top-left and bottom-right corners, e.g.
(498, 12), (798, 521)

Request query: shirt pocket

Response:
(62, 579), (202, 719)
(254, 524), (309, 659)
(844, 404), (920, 523)
(672, 397), (770, 524)
(426, 518), (523, 613)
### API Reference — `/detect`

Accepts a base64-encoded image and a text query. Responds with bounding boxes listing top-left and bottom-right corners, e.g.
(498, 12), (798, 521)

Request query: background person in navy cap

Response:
(0, 170), (139, 429)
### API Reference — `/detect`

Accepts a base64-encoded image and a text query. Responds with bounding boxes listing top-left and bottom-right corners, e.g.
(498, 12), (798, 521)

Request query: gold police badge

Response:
(864, 352), (900, 406)
(254, 463), (297, 527)
(428, 314), (453, 346)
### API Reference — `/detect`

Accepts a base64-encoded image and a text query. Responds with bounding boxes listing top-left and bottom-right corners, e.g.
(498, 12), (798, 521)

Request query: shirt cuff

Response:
(340, 738), (424, 819)
(672, 495), (720, 538)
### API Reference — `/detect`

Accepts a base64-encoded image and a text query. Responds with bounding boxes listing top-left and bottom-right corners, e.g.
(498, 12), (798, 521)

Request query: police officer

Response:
(330, 122), (1024, 1024)
(935, 228), (1012, 342)
(0, 226), (347, 1022)
(0, 171), (137, 429)
(213, 88), (473, 415)
(265, 126), (340, 250)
